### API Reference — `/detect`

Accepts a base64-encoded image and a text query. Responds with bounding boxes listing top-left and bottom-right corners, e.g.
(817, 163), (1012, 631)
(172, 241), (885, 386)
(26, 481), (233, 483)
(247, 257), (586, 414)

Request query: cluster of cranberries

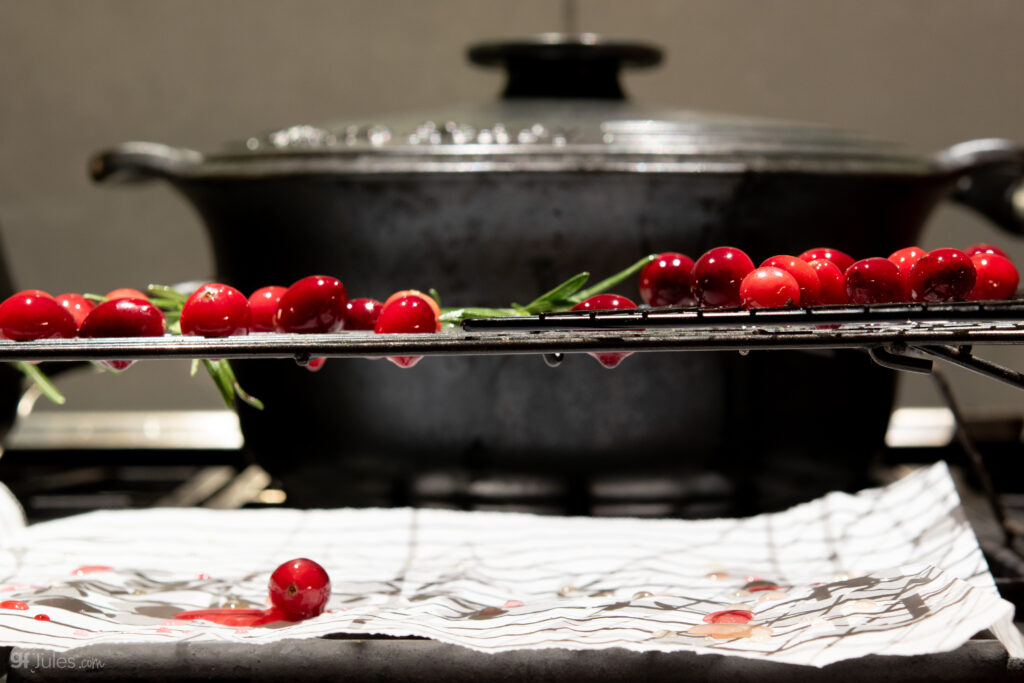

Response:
(633, 244), (1019, 310)
(0, 288), (165, 370)
(188, 278), (441, 369)
(0, 276), (442, 370)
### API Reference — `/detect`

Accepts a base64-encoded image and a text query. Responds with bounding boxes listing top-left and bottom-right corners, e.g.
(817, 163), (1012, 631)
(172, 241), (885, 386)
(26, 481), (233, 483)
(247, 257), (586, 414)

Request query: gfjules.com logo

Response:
(9, 651), (105, 670)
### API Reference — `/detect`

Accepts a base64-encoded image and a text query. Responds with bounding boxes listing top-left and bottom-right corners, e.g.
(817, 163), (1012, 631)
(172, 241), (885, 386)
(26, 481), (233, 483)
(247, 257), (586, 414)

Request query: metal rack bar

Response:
(5, 324), (1024, 362)
(461, 300), (1024, 331)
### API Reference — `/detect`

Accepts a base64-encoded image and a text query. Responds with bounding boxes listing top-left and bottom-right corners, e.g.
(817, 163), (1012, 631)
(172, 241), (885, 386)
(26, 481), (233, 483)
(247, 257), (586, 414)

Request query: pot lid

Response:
(219, 35), (930, 175)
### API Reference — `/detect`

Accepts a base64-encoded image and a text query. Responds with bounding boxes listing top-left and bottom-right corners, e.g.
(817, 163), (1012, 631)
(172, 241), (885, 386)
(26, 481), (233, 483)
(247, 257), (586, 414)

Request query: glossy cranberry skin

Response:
(966, 243), (1009, 259)
(56, 293), (95, 330)
(0, 290), (77, 341)
(268, 558), (331, 621)
(382, 290), (442, 331)
(807, 259), (847, 304)
(638, 252), (696, 306)
(571, 294), (637, 368)
(760, 255), (820, 305)
(907, 248), (976, 302)
(888, 246), (926, 289)
(105, 287), (149, 301)
(80, 298), (166, 370)
(844, 258), (906, 304)
(692, 247), (755, 308)
(248, 286), (286, 332)
(345, 298), (385, 330)
(180, 283), (251, 337)
(798, 247), (855, 274)
(968, 253), (1019, 300)
(274, 276), (348, 333)
(739, 267), (801, 308)
(375, 295), (440, 368)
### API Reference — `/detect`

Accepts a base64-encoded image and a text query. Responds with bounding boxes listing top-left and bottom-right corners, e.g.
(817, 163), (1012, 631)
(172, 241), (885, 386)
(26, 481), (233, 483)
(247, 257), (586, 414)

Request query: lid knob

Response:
(467, 34), (662, 100)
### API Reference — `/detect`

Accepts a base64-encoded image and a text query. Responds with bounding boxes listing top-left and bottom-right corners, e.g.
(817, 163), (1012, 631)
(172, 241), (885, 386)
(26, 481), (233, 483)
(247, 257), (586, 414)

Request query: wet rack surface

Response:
(4, 301), (1024, 388)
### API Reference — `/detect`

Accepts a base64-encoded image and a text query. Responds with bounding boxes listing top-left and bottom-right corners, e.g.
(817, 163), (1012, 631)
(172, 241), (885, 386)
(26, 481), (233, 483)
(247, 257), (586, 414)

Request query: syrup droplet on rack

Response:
(197, 573), (211, 580)
(71, 565), (113, 576)
(0, 600), (29, 610)
(632, 591), (653, 600)
(703, 610), (754, 624)
(687, 623), (752, 639)
(743, 580), (780, 592)
(470, 606), (506, 619)
(503, 600), (524, 609)
(34, 613), (50, 621)
(687, 623), (772, 640)
(757, 590), (788, 603)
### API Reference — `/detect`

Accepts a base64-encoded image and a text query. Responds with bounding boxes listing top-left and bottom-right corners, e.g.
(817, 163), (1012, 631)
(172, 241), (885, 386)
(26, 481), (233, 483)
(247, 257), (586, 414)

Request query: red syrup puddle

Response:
(71, 566), (113, 576)
(704, 610), (755, 625)
(34, 614), (50, 621)
(173, 607), (290, 627)
(0, 600), (29, 610)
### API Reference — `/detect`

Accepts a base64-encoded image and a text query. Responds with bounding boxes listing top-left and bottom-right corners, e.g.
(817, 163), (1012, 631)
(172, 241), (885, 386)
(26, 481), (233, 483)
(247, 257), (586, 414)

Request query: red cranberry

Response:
(274, 276), (348, 333)
(888, 246), (926, 289)
(375, 294), (441, 368)
(105, 287), (149, 301)
(0, 290), (77, 341)
(55, 293), (95, 330)
(907, 248), (976, 302)
(807, 259), (847, 304)
(638, 252), (696, 306)
(268, 558), (331, 621)
(844, 258), (906, 304)
(80, 298), (166, 370)
(968, 253), (1019, 300)
(248, 286), (286, 332)
(965, 243), (1009, 259)
(760, 255), (820, 305)
(739, 267), (801, 308)
(570, 293), (637, 368)
(692, 247), (755, 308)
(382, 290), (441, 331)
(180, 283), (251, 337)
(798, 247), (855, 273)
(345, 298), (385, 330)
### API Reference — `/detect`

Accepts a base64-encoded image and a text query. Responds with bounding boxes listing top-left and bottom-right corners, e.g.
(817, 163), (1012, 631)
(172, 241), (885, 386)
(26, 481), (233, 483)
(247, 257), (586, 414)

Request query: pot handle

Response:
(89, 142), (203, 183)
(467, 34), (662, 100)
(935, 138), (1024, 234)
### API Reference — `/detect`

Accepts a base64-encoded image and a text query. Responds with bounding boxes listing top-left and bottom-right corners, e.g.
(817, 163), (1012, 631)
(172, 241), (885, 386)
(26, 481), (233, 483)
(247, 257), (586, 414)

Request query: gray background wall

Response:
(1, 0), (1023, 414)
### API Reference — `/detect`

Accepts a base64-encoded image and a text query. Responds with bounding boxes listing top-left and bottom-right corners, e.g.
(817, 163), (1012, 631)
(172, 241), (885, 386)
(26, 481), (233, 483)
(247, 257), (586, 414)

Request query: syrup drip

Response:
(503, 600), (524, 609)
(34, 614), (50, 621)
(687, 623), (772, 640)
(173, 607), (288, 627)
(757, 590), (788, 603)
(70, 566), (113, 576)
(703, 609), (754, 624)
(0, 600), (29, 610)
(743, 580), (781, 593)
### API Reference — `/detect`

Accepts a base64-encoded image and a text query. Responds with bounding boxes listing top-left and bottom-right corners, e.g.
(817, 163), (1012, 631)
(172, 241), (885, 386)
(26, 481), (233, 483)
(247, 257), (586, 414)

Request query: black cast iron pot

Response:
(90, 36), (1024, 510)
